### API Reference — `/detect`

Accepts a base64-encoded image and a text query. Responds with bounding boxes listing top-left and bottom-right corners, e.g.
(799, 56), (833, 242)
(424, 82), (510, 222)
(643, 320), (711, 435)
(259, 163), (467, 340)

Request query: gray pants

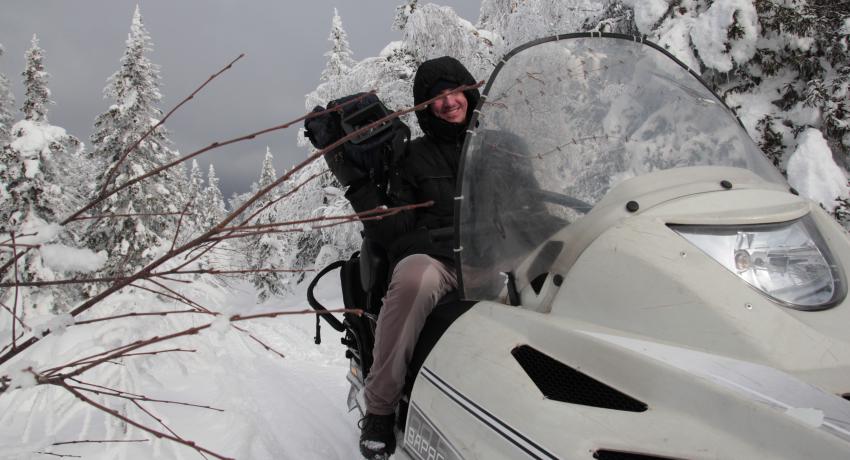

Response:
(364, 254), (458, 415)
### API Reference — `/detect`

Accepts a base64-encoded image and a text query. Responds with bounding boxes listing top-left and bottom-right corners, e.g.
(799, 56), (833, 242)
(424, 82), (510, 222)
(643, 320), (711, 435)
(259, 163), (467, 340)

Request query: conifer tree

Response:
(21, 35), (51, 123)
(202, 163), (226, 229)
(393, 0), (419, 31)
(0, 44), (15, 143)
(248, 148), (285, 301)
(86, 5), (188, 276)
(320, 8), (355, 84)
(1, 37), (84, 314)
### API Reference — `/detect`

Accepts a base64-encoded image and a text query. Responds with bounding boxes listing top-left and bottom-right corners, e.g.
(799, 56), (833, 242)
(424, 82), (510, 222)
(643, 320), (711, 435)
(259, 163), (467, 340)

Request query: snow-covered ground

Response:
(0, 274), (363, 460)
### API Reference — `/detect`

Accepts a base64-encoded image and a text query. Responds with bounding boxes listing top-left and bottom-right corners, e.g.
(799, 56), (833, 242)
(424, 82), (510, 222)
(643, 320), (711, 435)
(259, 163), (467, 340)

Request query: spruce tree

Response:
(248, 148), (285, 301)
(1, 37), (84, 314)
(393, 0), (419, 31)
(320, 9), (356, 84)
(0, 44), (15, 144)
(21, 35), (50, 123)
(86, 5), (188, 276)
(202, 164), (227, 229)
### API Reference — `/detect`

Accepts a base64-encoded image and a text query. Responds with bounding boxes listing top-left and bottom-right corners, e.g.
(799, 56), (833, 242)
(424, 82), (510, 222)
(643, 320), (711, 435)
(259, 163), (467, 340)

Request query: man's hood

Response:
(413, 56), (480, 142)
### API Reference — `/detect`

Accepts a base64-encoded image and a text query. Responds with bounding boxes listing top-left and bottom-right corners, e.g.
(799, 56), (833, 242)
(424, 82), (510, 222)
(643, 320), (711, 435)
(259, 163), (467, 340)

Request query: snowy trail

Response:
(0, 276), (365, 459)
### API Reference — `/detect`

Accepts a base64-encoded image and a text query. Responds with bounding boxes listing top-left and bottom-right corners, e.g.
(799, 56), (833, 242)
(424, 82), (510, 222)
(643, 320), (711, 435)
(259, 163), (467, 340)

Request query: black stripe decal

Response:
(420, 367), (559, 460)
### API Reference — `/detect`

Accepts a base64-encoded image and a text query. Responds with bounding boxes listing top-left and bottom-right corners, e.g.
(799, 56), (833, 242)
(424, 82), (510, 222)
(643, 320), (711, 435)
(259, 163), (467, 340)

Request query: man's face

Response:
(430, 89), (468, 124)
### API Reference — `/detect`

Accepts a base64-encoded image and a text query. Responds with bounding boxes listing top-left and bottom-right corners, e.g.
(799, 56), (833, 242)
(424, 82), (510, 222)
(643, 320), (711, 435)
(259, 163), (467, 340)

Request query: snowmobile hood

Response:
(413, 56), (480, 142)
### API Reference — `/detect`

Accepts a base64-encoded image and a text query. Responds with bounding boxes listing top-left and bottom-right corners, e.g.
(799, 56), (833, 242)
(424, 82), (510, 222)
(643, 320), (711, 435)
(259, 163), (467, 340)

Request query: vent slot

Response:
(594, 449), (685, 460)
(512, 345), (648, 412)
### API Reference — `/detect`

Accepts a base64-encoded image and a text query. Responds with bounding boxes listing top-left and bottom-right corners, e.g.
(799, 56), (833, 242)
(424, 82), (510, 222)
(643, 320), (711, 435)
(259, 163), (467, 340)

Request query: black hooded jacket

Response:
(345, 56), (480, 266)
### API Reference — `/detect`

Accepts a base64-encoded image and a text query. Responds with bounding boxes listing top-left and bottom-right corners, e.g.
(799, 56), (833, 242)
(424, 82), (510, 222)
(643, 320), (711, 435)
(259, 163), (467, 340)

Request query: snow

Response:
(622, 0), (669, 34)
(690, 0), (759, 72)
(15, 219), (62, 245)
(10, 120), (72, 170)
(40, 244), (107, 273)
(787, 128), (848, 212)
(0, 278), (361, 459)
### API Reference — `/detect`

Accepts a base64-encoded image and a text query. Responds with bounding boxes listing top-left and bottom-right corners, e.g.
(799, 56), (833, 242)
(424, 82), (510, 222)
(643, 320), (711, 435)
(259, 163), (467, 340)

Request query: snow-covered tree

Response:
(201, 163), (227, 229)
(393, 0), (419, 31)
(20, 35), (51, 123)
(86, 5), (188, 276)
(0, 44), (15, 143)
(246, 148), (286, 301)
(585, 0), (850, 223)
(0, 36), (88, 314)
(321, 9), (356, 84)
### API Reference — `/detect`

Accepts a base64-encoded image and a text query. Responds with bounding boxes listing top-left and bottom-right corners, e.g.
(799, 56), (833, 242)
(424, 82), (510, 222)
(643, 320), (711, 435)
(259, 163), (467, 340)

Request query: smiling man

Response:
(337, 56), (479, 459)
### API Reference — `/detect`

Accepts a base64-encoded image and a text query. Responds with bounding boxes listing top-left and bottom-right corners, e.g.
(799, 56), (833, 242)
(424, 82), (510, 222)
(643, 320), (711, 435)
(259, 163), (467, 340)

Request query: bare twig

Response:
(231, 324), (286, 359)
(64, 92), (376, 225)
(171, 201), (194, 252)
(71, 212), (192, 221)
(10, 232), (20, 351)
(51, 382), (232, 460)
(0, 81), (481, 369)
(52, 439), (149, 446)
(73, 310), (204, 327)
(99, 54), (245, 196)
(0, 299), (28, 329)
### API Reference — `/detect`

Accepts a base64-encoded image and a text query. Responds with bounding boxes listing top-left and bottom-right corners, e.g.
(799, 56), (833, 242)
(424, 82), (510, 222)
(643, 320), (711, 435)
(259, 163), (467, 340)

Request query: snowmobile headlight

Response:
(671, 216), (846, 310)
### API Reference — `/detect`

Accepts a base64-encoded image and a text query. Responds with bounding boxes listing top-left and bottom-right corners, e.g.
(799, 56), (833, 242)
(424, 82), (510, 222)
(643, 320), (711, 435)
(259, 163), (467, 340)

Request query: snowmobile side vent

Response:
(593, 449), (685, 460)
(511, 345), (648, 412)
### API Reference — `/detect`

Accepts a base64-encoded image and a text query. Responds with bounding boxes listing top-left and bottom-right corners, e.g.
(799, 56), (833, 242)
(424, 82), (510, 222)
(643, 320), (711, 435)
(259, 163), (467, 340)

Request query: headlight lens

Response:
(671, 216), (846, 310)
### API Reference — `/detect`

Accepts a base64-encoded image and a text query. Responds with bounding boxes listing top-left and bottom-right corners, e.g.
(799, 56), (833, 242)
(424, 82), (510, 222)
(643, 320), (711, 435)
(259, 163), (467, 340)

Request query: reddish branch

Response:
(72, 310), (203, 326)
(53, 439), (149, 446)
(72, 211), (193, 221)
(10, 232), (20, 351)
(99, 54), (245, 197)
(0, 299), (28, 329)
(62, 92), (376, 225)
(52, 381), (232, 460)
(0, 80), (480, 458)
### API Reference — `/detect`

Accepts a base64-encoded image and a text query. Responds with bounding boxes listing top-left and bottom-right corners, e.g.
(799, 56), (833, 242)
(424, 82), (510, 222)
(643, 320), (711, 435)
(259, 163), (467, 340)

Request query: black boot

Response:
(359, 413), (396, 459)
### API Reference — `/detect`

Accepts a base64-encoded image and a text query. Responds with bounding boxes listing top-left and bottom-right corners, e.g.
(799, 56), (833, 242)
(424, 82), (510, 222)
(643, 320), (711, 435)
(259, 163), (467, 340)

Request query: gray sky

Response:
(0, 1), (481, 199)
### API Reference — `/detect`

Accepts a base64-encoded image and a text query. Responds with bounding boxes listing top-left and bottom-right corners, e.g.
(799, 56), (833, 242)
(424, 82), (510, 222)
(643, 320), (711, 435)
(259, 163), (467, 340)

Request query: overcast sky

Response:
(0, 1), (481, 199)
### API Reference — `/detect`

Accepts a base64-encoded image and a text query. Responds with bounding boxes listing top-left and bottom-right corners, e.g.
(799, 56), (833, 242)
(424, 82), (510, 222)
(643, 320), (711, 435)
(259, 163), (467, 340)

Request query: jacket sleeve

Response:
(343, 169), (419, 244)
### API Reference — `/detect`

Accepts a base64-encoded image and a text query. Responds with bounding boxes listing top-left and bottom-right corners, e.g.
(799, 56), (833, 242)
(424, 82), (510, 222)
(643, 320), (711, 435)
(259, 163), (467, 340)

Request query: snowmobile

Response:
(308, 33), (850, 459)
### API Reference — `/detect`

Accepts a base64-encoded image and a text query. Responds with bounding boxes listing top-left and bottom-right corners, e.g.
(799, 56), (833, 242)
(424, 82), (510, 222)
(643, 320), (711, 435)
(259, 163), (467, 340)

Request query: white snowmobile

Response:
(309, 33), (850, 459)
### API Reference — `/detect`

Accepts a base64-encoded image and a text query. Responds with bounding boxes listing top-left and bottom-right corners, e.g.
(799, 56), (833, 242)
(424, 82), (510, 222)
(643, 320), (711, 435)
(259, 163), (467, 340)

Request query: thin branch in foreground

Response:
(53, 439), (150, 446)
(99, 53), (245, 196)
(34, 451), (81, 458)
(65, 92), (376, 225)
(52, 382), (232, 460)
(71, 212), (192, 221)
(130, 399), (210, 460)
(0, 299), (29, 329)
(71, 384), (222, 412)
(170, 201), (194, 252)
(231, 324), (286, 359)
(10, 232), (20, 351)
(73, 310), (205, 327)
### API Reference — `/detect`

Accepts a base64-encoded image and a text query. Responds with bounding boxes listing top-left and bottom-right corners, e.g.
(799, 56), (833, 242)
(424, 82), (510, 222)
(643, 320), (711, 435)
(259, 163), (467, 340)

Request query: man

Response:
(306, 56), (479, 459)
(351, 56), (477, 459)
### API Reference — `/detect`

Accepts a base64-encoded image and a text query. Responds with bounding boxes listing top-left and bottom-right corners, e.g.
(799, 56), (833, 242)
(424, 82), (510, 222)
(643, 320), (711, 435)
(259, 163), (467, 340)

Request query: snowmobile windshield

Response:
(457, 35), (786, 301)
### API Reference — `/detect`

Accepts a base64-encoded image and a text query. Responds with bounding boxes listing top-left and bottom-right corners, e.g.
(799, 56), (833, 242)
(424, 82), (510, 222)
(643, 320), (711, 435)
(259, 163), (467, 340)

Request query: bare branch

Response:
(70, 212), (193, 222)
(51, 382), (232, 460)
(170, 201), (194, 252)
(64, 92), (376, 225)
(52, 439), (149, 446)
(99, 54), (245, 196)
(10, 232), (20, 351)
